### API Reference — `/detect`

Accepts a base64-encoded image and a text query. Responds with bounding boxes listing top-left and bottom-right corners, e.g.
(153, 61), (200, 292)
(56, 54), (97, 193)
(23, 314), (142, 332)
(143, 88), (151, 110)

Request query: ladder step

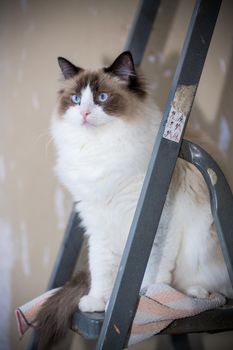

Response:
(71, 300), (233, 340)
(72, 311), (104, 340)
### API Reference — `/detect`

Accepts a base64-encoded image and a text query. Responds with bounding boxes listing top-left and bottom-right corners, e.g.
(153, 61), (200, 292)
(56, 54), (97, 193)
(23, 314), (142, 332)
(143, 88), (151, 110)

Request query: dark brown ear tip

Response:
(57, 57), (83, 79)
(123, 51), (133, 57)
(57, 56), (68, 65)
(119, 50), (132, 56)
(119, 51), (135, 69)
(119, 51), (134, 61)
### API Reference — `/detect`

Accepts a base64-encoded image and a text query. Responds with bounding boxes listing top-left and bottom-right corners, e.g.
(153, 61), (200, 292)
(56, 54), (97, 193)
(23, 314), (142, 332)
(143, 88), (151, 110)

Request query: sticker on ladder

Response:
(163, 105), (186, 143)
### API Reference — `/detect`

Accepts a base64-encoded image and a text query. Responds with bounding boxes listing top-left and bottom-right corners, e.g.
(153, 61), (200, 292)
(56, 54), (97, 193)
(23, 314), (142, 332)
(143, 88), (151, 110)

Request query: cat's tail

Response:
(35, 270), (90, 350)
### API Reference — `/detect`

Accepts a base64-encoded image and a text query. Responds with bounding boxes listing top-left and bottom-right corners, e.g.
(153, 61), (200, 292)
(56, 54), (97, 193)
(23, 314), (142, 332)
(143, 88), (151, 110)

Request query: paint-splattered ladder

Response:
(28, 0), (233, 349)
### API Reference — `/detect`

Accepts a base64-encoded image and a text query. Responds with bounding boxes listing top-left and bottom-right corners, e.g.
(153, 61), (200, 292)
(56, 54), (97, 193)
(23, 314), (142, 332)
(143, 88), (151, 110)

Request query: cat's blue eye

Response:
(98, 92), (109, 102)
(71, 94), (81, 105)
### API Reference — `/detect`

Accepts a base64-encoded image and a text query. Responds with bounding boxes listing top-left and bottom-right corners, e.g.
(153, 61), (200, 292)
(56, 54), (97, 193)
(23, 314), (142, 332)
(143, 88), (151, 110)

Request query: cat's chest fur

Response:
(53, 112), (157, 202)
(52, 106), (161, 254)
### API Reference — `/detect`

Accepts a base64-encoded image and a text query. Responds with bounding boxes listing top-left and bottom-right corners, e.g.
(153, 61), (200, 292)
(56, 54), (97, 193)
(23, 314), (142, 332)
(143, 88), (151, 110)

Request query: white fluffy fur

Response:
(52, 85), (232, 312)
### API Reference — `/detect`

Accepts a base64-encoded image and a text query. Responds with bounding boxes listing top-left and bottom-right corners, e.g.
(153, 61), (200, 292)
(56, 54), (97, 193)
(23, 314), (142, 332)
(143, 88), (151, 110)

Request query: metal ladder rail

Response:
(95, 1), (222, 349)
(124, 0), (160, 66)
(181, 140), (233, 285)
(47, 204), (85, 290)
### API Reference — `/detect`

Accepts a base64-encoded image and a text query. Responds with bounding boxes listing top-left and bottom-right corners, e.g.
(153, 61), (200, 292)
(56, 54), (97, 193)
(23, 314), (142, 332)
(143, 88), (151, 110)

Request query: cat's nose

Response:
(81, 111), (90, 120)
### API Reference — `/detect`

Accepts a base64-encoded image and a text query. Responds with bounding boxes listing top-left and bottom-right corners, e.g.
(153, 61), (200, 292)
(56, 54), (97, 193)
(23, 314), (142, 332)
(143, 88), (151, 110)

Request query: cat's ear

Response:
(57, 57), (83, 79)
(104, 51), (136, 82)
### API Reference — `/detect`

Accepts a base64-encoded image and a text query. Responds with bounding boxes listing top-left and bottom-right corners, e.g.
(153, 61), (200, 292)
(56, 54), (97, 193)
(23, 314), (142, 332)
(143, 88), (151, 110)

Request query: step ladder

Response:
(29, 0), (233, 349)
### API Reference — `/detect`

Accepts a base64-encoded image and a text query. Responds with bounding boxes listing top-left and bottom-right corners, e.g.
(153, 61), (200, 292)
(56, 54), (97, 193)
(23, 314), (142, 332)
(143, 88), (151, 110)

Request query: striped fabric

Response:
(15, 288), (60, 337)
(128, 283), (225, 345)
(15, 283), (225, 346)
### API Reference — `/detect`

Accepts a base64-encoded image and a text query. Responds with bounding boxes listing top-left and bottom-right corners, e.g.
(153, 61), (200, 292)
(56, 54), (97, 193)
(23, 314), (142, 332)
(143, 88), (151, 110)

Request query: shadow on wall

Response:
(215, 48), (233, 186)
(190, 47), (233, 189)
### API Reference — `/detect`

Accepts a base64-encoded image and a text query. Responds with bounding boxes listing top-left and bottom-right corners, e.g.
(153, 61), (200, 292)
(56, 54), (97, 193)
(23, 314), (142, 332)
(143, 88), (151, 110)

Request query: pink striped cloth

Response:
(15, 288), (60, 337)
(128, 283), (225, 345)
(15, 283), (225, 346)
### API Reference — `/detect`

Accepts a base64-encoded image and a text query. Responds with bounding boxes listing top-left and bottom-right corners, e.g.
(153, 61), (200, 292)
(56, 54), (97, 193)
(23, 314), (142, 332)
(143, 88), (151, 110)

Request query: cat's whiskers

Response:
(35, 130), (50, 144)
(33, 130), (54, 157)
(45, 136), (53, 156)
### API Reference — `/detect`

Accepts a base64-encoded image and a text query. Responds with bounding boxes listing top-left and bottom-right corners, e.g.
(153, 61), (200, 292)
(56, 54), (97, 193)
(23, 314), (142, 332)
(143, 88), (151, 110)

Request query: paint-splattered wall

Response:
(0, 1), (232, 349)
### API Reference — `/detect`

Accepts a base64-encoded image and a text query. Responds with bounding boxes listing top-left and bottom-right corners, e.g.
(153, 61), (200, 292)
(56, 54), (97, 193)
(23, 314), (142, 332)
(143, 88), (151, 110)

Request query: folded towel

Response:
(15, 288), (60, 338)
(128, 283), (225, 345)
(15, 283), (226, 346)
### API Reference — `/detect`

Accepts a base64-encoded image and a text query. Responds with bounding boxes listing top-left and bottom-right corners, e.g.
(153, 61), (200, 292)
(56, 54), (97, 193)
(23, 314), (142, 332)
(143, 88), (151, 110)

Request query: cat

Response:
(36, 51), (232, 348)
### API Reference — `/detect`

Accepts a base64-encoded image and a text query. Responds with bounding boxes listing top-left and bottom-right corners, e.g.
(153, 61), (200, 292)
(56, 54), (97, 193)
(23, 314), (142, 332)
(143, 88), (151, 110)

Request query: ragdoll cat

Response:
(36, 51), (232, 348)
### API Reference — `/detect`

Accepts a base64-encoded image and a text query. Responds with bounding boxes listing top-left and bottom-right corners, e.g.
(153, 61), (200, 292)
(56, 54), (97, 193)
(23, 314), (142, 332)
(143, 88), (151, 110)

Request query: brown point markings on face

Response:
(57, 52), (148, 119)
(57, 70), (147, 119)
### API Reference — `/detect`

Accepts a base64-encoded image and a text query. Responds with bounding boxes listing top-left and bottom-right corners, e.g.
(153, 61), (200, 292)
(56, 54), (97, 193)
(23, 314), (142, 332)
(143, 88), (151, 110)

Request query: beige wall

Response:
(0, 1), (233, 349)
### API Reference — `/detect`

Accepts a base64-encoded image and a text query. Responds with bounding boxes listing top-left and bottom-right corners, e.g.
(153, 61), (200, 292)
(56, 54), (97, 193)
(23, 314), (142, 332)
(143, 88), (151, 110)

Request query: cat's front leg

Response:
(155, 219), (182, 285)
(185, 285), (209, 298)
(79, 295), (106, 312)
(79, 234), (116, 312)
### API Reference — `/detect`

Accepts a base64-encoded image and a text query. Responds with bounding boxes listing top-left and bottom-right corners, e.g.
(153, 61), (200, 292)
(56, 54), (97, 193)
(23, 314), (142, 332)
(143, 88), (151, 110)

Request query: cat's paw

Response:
(79, 295), (106, 312)
(186, 285), (209, 298)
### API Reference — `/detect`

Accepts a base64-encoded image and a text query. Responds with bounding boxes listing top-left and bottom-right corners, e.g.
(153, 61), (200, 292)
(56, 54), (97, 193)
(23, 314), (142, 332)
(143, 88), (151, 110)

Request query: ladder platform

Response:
(72, 311), (104, 340)
(71, 300), (233, 340)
